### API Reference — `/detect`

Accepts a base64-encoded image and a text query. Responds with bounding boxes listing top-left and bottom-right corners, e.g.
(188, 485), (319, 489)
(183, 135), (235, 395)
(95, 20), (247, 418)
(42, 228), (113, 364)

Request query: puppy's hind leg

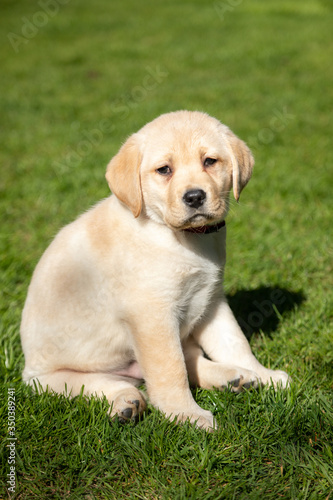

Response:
(27, 370), (146, 423)
(184, 336), (261, 392)
(192, 300), (290, 389)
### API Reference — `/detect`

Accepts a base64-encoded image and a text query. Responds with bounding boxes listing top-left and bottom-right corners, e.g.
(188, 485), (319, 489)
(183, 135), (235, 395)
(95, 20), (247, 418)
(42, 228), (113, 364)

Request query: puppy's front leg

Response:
(131, 308), (215, 430)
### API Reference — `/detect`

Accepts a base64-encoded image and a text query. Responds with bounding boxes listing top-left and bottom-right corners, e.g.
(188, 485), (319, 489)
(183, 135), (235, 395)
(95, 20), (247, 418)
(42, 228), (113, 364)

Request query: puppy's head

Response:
(106, 111), (254, 230)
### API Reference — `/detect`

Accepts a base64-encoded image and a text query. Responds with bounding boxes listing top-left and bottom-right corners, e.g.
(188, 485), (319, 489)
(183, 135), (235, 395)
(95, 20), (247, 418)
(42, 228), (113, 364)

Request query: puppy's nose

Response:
(183, 189), (206, 209)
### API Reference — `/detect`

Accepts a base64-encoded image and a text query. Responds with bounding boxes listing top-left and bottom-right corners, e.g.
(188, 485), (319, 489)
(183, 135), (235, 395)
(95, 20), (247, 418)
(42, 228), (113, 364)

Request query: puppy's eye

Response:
(204, 158), (217, 167)
(156, 166), (172, 176)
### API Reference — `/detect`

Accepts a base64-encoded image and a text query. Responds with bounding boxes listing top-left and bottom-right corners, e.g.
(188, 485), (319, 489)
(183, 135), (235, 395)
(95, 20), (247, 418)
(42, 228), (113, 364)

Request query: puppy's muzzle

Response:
(183, 189), (206, 209)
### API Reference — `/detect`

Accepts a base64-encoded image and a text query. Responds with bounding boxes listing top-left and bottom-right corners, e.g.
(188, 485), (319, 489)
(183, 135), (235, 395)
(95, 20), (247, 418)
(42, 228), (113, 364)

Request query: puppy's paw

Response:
(177, 408), (217, 431)
(262, 369), (290, 389)
(197, 413), (217, 431)
(225, 369), (261, 393)
(109, 388), (146, 423)
(164, 405), (216, 431)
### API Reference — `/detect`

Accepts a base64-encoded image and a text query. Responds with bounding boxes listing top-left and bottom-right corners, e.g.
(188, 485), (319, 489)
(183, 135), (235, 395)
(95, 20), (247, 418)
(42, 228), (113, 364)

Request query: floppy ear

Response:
(105, 134), (142, 217)
(223, 128), (254, 201)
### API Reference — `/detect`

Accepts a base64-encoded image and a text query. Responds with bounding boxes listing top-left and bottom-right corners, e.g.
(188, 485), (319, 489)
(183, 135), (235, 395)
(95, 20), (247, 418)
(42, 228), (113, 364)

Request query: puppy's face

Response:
(139, 113), (234, 230)
(106, 111), (254, 230)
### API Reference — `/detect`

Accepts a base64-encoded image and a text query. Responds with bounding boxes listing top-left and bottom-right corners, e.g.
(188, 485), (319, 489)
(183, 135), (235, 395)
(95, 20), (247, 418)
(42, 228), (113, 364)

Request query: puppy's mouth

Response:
(164, 199), (229, 232)
(174, 213), (219, 231)
(189, 213), (210, 223)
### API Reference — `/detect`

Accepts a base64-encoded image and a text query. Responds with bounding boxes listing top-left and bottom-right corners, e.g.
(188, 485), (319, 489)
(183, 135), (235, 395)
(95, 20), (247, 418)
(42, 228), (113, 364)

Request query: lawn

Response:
(1, 0), (333, 498)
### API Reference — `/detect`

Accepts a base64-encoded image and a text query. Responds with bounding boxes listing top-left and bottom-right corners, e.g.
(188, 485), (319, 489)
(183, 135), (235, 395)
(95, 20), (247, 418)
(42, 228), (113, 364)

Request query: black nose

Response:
(183, 189), (207, 209)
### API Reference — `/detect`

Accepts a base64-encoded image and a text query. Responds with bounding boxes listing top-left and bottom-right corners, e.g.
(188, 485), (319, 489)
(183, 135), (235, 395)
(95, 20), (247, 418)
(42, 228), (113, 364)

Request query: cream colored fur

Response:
(21, 111), (289, 430)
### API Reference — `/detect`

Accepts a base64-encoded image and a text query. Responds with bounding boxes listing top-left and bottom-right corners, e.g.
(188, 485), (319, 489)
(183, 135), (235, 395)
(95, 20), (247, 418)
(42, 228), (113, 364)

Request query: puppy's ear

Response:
(105, 134), (142, 217)
(224, 129), (254, 201)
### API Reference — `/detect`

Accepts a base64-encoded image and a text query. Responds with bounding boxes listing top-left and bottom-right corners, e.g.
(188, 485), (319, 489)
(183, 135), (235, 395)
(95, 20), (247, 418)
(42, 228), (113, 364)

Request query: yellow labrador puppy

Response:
(21, 111), (289, 430)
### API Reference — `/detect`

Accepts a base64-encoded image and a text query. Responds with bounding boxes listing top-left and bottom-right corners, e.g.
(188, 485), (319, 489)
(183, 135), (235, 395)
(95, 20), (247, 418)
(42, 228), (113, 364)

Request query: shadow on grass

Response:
(227, 286), (305, 340)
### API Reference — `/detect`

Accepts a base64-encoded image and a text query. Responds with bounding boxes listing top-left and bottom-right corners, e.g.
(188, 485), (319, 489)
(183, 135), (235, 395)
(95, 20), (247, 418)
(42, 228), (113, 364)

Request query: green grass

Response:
(1, 0), (333, 498)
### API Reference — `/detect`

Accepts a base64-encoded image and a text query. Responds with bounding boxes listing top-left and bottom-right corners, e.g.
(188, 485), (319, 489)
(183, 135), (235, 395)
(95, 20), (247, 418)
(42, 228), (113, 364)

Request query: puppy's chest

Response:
(174, 260), (220, 337)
